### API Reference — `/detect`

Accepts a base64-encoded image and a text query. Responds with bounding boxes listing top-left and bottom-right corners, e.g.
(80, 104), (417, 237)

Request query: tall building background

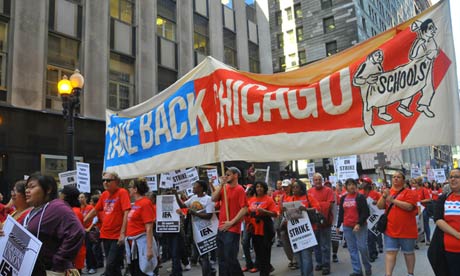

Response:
(0, 0), (273, 194)
(269, 0), (453, 182)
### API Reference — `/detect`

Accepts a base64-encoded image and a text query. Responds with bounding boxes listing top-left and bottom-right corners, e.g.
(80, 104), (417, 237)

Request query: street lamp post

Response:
(57, 69), (84, 171)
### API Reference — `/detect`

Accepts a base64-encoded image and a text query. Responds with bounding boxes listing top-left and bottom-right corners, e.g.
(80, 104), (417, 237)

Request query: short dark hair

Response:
(61, 185), (81, 207)
(255, 181), (268, 194)
(195, 180), (208, 193)
(14, 180), (27, 196)
(345, 178), (358, 186)
(131, 178), (149, 195)
(26, 172), (58, 201)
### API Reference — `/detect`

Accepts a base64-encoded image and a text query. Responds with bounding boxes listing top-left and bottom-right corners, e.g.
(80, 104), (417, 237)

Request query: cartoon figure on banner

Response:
(353, 18), (439, 136)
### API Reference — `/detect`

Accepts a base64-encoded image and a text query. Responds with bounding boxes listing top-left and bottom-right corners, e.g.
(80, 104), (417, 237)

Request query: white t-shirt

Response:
(184, 194), (214, 214)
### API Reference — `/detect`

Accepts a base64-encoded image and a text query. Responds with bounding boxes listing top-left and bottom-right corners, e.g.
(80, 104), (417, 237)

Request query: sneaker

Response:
(166, 267), (172, 273)
(185, 263), (192, 271)
(290, 263), (299, 270)
(82, 268), (89, 274)
(88, 269), (96, 275)
(249, 268), (258, 273)
(322, 268), (331, 275)
(332, 254), (338, 263)
(315, 265), (322, 271)
(242, 267), (249, 272)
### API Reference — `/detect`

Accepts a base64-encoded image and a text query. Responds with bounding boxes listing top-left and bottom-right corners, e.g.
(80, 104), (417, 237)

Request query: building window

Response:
(223, 29), (237, 68)
(46, 33), (80, 110)
(194, 13), (209, 64)
(279, 56), (286, 71)
(194, 0), (208, 17)
(294, 3), (302, 19)
(323, 16), (335, 33)
(221, 0), (233, 9)
(285, 7), (293, 21)
(110, 0), (134, 24)
(248, 42), (260, 73)
(296, 26), (304, 42)
(287, 29), (295, 44)
(362, 17), (367, 35)
(108, 53), (134, 110)
(325, 41), (337, 56)
(157, 16), (176, 41)
(246, 2), (256, 22)
(289, 53), (296, 67)
(158, 67), (177, 92)
(0, 21), (7, 101)
(275, 11), (282, 26)
(277, 33), (284, 48)
(321, 0), (332, 9)
(49, 0), (82, 38)
(298, 50), (307, 66)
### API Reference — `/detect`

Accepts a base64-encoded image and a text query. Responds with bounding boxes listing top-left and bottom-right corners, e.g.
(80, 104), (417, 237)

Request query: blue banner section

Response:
(104, 81), (201, 168)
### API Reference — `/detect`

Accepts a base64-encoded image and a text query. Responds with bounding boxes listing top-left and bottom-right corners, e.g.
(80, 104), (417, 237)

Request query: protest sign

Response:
(156, 195), (180, 233)
(58, 170), (77, 187)
(433, 168), (446, 183)
(336, 155), (358, 181)
(287, 212), (317, 253)
(192, 215), (219, 255)
(307, 163), (315, 183)
(76, 162), (90, 193)
(207, 168), (219, 187)
(411, 167), (422, 179)
(0, 215), (42, 276)
(146, 175), (158, 192)
(159, 172), (173, 189)
(331, 226), (343, 242)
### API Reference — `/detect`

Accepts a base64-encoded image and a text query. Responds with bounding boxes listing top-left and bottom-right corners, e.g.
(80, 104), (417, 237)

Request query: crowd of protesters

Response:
(0, 167), (459, 276)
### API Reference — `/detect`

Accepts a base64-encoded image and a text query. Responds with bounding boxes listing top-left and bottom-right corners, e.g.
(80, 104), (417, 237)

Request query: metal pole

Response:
(66, 90), (75, 171)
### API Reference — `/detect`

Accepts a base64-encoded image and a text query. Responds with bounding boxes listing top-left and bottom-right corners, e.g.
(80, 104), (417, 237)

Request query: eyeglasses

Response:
(450, 175), (460, 179)
(102, 178), (115, 182)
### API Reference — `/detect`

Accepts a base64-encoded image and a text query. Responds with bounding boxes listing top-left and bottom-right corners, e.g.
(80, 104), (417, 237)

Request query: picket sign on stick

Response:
(220, 162), (229, 221)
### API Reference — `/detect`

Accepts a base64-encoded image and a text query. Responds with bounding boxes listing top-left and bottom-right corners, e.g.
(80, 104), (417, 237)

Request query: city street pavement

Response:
(91, 238), (434, 276)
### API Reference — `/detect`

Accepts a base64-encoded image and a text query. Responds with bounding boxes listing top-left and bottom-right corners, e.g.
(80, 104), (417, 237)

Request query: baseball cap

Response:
(281, 179), (291, 187)
(226, 166), (241, 176)
(362, 176), (373, 184)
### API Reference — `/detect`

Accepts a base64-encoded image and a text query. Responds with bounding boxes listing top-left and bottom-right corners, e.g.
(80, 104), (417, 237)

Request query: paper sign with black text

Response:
(58, 170), (77, 187)
(207, 169), (219, 187)
(156, 195), (180, 233)
(146, 175), (158, 192)
(0, 215), (42, 276)
(76, 162), (91, 193)
(287, 211), (317, 252)
(192, 214), (219, 255)
(433, 168), (446, 183)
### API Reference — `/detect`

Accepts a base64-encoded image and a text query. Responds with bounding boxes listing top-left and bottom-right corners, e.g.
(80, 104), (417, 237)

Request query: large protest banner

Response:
(192, 215), (219, 255)
(103, 2), (459, 179)
(156, 195), (180, 233)
(0, 216), (42, 276)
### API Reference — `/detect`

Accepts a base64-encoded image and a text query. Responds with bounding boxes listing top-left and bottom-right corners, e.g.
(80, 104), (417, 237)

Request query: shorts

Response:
(384, 235), (416, 254)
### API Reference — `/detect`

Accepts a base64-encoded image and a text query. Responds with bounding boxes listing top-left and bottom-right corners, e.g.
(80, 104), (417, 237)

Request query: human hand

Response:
(219, 221), (233, 232)
(147, 249), (154, 260)
(117, 233), (125, 245)
(353, 224), (360, 232)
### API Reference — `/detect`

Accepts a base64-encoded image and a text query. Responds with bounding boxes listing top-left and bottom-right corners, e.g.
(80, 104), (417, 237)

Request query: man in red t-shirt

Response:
(84, 171), (131, 276)
(272, 180), (287, 247)
(212, 167), (248, 276)
(309, 173), (335, 275)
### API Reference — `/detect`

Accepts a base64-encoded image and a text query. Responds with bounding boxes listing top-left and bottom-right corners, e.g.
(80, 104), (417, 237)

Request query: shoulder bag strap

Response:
(385, 188), (405, 215)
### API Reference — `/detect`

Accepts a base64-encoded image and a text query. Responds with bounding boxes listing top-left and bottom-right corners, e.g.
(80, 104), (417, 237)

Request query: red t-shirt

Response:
(80, 205), (94, 228)
(72, 207), (86, 270)
(218, 184), (248, 234)
(309, 186), (335, 221)
(126, 197), (155, 237)
(367, 190), (381, 202)
(416, 188), (431, 207)
(444, 193), (460, 252)
(272, 190), (286, 206)
(431, 188), (442, 201)
(343, 193), (359, 227)
(286, 194), (320, 230)
(248, 195), (277, 236)
(384, 188), (419, 239)
(95, 188), (131, 239)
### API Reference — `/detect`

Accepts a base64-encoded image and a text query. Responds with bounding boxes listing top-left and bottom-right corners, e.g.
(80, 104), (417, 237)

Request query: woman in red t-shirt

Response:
(285, 180), (320, 276)
(377, 171), (418, 276)
(337, 178), (371, 276)
(431, 182), (442, 201)
(125, 178), (157, 276)
(248, 181), (278, 276)
(10, 180), (32, 224)
(433, 168), (460, 275)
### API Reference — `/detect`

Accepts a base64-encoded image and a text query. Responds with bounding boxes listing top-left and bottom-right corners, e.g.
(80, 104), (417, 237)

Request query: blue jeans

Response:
(217, 231), (244, 276)
(423, 208), (431, 242)
(343, 225), (372, 274)
(296, 248), (314, 276)
(102, 239), (124, 276)
(314, 227), (331, 269)
(241, 228), (255, 268)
